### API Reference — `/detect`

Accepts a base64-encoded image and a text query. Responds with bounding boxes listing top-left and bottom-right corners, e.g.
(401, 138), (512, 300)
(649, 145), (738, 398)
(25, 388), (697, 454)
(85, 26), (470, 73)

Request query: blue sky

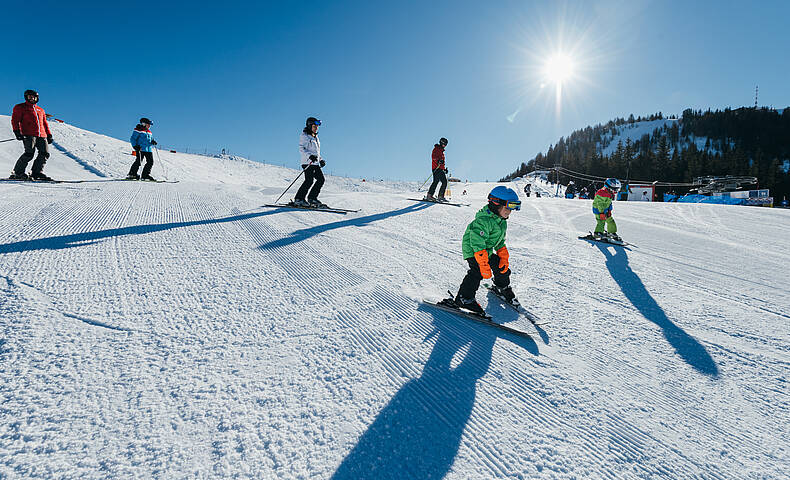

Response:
(3, 0), (788, 181)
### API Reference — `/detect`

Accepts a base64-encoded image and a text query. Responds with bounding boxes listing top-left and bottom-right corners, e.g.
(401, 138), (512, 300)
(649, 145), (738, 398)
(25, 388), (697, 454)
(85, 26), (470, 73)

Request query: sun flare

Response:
(543, 53), (575, 84)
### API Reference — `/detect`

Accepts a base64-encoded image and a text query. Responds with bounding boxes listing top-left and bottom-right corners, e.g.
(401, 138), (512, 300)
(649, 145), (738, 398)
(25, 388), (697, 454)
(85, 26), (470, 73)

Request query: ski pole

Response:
(0, 138), (16, 143)
(418, 167), (441, 191)
(154, 146), (168, 179)
(274, 168), (306, 204)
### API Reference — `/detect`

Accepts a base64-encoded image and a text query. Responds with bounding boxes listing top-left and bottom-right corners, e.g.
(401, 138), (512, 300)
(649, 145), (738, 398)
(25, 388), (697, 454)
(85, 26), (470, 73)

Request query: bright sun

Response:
(543, 53), (575, 84)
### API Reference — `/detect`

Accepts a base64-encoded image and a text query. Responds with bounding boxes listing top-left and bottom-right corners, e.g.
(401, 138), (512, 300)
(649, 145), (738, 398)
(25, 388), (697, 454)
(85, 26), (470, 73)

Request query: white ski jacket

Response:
(299, 132), (322, 167)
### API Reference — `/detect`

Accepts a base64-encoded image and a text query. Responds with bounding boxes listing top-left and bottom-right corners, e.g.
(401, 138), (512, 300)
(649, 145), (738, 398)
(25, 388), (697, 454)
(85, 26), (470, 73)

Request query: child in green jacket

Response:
(592, 178), (621, 241)
(450, 186), (521, 315)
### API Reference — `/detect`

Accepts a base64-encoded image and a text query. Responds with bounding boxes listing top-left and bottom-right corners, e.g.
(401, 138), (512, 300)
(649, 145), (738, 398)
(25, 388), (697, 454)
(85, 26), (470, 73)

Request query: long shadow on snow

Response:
(595, 243), (719, 377)
(332, 306), (538, 480)
(257, 203), (430, 251)
(0, 210), (283, 255)
(50, 141), (108, 177)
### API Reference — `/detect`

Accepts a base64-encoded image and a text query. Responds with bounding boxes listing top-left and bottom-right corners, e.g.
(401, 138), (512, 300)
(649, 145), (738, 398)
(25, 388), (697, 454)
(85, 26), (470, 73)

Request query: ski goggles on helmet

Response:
(309, 119), (322, 126)
(490, 197), (521, 210)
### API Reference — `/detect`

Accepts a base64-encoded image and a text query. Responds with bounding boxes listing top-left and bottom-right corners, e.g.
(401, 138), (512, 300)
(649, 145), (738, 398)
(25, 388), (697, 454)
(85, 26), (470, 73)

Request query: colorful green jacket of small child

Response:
(462, 206), (507, 259)
(592, 188), (614, 218)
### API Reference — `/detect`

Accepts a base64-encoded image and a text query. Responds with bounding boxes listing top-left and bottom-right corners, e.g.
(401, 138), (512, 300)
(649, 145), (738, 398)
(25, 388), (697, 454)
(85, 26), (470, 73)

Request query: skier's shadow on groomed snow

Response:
(257, 203), (430, 251)
(332, 308), (538, 480)
(0, 210), (285, 255)
(595, 243), (719, 377)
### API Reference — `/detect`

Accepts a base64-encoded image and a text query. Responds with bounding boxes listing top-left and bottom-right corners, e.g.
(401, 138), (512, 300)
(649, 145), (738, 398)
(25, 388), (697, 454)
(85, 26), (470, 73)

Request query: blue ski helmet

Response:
(604, 178), (621, 192)
(488, 186), (521, 211)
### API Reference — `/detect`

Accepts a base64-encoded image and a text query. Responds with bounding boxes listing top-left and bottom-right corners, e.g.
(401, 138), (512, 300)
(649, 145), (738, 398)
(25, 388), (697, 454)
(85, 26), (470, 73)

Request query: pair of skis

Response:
(407, 198), (470, 207)
(422, 284), (545, 337)
(578, 231), (633, 247)
(261, 203), (360, 214)
(1, 177), (178, 184)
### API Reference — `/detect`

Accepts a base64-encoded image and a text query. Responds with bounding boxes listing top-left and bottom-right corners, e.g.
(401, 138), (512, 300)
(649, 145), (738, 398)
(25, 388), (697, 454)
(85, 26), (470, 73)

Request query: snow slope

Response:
(1, 120), (789, 479)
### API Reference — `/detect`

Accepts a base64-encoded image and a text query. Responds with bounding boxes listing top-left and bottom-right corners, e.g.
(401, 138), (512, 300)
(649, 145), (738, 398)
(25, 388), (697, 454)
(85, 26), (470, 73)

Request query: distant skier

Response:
(592, 178), (621, 241)
(441, 186), (521, 315)
(9, 89), (54, 181)
(424, 137), (449, 202)
(127, 118), (158, 181)
(565, 181), (576, 199)
(641, 190), (651, 202)
(523, 183), (531, 197)
(293, 117), (327, 208)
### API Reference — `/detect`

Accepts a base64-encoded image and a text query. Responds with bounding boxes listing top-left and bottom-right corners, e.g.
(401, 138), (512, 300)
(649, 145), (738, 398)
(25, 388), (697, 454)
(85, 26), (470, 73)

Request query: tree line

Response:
(502, 107), (790, 202)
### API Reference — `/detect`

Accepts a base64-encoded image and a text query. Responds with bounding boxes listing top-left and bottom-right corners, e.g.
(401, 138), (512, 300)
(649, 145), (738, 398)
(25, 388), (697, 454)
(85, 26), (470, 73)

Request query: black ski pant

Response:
(14, 136), (50, 175)
(427, 168), (448, 198)
(295, 165), (324, 201)
(457, 254), (511, 300)
(129, 150), (154, 177)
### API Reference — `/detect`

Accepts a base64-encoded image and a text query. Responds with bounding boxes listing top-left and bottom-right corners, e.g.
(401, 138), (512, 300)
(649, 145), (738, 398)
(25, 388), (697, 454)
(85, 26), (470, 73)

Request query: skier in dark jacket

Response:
(10, 89), (54, 180)
(424, 137), (449, 202)
(127, 117), (158, 180)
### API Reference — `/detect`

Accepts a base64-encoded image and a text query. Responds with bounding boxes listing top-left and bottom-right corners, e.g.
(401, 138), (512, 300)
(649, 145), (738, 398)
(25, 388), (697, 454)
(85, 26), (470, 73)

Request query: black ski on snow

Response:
(1, 178), (179, 184)
(407, 198), (470, 207)
(421, 297), (531, 337)
(261, 203), (359, 214)
(121, 178), (179, 183)
(483, 283), (547, 326)
(578, 231), (632, 247)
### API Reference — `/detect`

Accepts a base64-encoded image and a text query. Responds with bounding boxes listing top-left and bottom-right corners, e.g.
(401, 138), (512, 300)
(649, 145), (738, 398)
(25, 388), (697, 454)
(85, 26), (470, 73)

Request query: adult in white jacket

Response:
(294, 116), (327, 207)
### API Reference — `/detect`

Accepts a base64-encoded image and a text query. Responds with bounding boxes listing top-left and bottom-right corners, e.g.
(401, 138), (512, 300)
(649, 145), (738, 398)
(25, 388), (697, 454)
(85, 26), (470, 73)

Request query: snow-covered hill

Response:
(1, 121), (788, 479)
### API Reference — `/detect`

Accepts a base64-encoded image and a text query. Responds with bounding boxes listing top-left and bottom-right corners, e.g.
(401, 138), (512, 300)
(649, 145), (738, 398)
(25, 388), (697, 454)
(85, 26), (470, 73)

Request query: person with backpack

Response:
(293, 117), (327, 208)
(592, 178), (622, 241)
(127, 117), (158, 181)
(440, 186), (522, 315)
(424, 137), (449, 202)
(10, 89), (54, 181)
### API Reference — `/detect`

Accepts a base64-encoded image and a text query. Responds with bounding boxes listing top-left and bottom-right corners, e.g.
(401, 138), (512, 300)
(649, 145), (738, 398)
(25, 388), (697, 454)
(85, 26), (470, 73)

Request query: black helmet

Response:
(306, 117), (321, 127)
(439, 137), (448, 146)
(139, 117), (153, 126)
(24, 89), (39, 102)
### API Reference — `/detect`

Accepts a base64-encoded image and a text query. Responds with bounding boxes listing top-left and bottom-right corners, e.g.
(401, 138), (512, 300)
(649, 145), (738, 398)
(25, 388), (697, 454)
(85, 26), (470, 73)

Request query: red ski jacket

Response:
(431, 144), (445, 170)
(11, 102), (51, 137)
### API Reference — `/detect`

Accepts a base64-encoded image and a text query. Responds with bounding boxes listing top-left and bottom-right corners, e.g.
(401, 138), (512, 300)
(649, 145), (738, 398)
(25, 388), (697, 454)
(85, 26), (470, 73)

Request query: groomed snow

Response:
(1, 119), (788, 479)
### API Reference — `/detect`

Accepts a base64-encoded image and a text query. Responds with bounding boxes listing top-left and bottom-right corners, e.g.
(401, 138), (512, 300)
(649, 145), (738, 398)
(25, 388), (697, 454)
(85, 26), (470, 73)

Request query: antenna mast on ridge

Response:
(754, 85), (759, 108)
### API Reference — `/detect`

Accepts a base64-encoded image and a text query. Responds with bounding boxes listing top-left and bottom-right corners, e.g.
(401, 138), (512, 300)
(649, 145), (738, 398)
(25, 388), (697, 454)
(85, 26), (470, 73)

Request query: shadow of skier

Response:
(0, 209), (284, 255)
(331, 307), (538, 479)
(595, 243), (719, 377)
(257, 203), (430, 251)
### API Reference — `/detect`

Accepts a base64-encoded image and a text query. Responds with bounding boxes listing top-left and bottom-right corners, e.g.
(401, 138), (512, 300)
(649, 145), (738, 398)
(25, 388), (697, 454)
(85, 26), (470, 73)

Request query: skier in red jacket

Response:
(10, 89), (54, 181)
(424, 137), (449, 202)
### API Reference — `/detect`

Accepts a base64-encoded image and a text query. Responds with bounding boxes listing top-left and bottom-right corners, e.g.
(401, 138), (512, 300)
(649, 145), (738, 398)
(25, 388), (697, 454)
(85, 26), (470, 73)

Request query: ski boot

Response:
(423, 194), (436, 202)
(8, 172), (29, 180)
(30, 172), (54, 181)
(490, 285), (518, 306)
(141, 175), (157, 181)
(608, 233), (622, 243)
(454, 294), (486, 316)
(291, 198), (310, 208)
(309, 199), (329, 209)
(436, 196), (449, 203)
(126, 173), (140, 180)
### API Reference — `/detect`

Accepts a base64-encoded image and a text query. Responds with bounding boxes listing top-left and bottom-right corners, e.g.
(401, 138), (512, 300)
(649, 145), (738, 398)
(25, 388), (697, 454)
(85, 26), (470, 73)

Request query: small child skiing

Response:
(592, 178), (621, 241)
(442, 186), (521, 315)
(127, 117), (158, 181)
